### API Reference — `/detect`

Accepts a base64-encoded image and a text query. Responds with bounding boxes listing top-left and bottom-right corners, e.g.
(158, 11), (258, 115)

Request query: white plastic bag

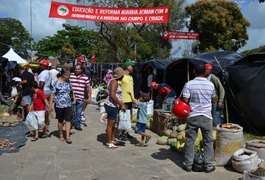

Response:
(25, 111), (37, 129)
(118, 110), (131, 130)
(100, 113), (108, 124)
(11, 86), (18, 97)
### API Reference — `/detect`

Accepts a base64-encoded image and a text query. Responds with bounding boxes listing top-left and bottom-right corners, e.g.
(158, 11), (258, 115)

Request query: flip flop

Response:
(66, 139), (72, 144)
(59, 137), (65, 142)
(106, 143), (118, 149)
(31, 137), (38, 142)
(135, 143), (146, 147)
(145, 136), (151, 144)
(41, 133), (48, 138)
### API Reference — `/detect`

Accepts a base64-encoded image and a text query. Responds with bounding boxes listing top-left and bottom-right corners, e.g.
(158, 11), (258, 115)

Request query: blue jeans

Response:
(184, 115), (214, 169)
(162, 97), (175, 111)
(212, 102), (224, 126)
(71, 99), (84, 128)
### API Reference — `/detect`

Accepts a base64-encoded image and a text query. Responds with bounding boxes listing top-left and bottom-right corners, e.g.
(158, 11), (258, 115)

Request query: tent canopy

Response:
(2, 48), (28, 64)
(227, 53), (265, 134)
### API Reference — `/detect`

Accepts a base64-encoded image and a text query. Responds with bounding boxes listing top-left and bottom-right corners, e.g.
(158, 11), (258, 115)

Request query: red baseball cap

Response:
(39, 59), (49, 66)
(77, 56), (86, 63)
(205, 64), (213, 70)
(150, 81), (157, 90)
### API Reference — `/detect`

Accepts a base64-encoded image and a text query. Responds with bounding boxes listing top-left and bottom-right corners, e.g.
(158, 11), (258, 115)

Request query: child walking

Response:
(31, 81), (50, 141)
(128, 91), (151, 147)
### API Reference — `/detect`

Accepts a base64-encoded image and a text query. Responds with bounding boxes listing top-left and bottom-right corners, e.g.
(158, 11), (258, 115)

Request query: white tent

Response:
(2, 48), (28, 64)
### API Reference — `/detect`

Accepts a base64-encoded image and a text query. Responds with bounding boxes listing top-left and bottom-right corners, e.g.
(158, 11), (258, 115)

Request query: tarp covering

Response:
(138, 58), (176, 94)
(2, 48), (28, 64)
(0, 122), (29, 155)
(228, 53), (265, 134)
(164, 51), (243, 97)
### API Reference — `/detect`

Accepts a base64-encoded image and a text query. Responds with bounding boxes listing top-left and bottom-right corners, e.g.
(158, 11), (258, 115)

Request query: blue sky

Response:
(0, 0), (264, 57)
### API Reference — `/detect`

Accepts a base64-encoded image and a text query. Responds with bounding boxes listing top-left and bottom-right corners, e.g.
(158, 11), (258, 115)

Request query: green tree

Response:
(80, 0), (186, 62)
(34, 24), (102, 60)
(242, 45), (265, 56)
(186, 0), (250, 53)
(0, 18), (31, 59)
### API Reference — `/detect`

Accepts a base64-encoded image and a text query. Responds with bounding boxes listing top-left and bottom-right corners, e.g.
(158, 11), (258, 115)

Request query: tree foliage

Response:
(34, 24), (102, 60)
(81, 0), (186, 62)
(0, 18), (31, 59)
(242, 45), (265, 56)
(186, 0), (250, 53)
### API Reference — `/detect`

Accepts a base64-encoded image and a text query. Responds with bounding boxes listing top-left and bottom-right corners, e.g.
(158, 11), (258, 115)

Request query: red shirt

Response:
(32, 89), (46, 111)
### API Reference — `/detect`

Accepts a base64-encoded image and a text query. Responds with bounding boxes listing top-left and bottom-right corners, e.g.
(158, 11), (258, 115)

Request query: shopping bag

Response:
(100, 113), (108, 124)
(118, 110), (131, 130)
(11, 86), (18, 97)
(25, 111), (38, 129)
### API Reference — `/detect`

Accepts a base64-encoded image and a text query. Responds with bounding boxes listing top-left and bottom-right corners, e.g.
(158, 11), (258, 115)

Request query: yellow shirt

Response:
(121, 74), (134, 103)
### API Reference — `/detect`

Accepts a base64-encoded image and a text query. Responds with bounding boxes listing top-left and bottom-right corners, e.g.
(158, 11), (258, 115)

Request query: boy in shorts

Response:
(128, 91), (151, 147)
(31, 81), (50, 141)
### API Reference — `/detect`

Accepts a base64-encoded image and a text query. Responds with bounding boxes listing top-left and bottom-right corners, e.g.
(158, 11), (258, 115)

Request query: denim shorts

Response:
(104, 104), (118, 120)
(22, 95), (32, 105)
(135, 122), (146, 134)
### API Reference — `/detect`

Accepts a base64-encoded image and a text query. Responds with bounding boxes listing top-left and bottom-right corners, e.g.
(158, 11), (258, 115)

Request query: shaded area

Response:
(0, 122), (29, 155)
(228, 53), (265, 135)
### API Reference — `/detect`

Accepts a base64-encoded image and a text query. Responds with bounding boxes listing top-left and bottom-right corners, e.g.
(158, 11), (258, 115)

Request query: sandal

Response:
(106, 143), (118, 149)
(41, 133), (48, 138)
(31, 137), (38, 142)
(59, 137), (65, 142)
(135, 143), (145, 147)
(145, 136), (151, 144)
(66, 139), (72, 144)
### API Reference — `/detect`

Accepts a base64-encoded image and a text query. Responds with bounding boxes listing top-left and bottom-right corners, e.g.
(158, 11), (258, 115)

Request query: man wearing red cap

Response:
(150, 81), (176, 111)
(182, 63), (216, 173)
(38, 59), (52, 137)
(205, 63), (225, 126)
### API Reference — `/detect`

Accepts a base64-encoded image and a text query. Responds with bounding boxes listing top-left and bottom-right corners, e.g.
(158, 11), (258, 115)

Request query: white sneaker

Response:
(81, 112), (86, 122)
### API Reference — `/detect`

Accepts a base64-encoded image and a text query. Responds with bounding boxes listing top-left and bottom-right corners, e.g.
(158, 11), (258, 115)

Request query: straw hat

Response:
(113, 67), (124, 79)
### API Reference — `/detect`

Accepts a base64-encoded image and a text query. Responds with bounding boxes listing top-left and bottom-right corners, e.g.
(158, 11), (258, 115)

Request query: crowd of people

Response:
(6, 57), (225, 173)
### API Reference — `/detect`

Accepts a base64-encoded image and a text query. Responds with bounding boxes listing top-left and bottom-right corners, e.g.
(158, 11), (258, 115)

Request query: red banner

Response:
(49, 1), (169, 24)
(162, 31), (200, 40)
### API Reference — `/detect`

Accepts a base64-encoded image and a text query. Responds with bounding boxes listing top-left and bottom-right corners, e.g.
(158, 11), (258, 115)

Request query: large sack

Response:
(214, 123), (243, 166)
(246, 140), (265, 160)
(232, 148), (261, 173)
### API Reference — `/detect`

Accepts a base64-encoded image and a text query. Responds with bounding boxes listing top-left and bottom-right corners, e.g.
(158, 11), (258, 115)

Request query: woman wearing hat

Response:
(104, 67), (126, 149)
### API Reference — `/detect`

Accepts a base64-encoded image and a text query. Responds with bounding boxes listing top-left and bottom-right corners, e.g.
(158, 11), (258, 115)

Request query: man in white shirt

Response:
(38, 59), (52, 137)
(182, 63), (216, 173)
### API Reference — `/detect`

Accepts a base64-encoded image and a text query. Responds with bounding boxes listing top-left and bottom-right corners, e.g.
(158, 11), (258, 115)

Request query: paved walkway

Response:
(0, 104), (242, 180)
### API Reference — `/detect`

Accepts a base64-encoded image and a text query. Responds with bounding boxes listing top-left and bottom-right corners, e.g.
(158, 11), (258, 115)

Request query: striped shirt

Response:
(183, 77), (216, 119)
(69, 73), (90, 100)
(105, 79), (122, 108)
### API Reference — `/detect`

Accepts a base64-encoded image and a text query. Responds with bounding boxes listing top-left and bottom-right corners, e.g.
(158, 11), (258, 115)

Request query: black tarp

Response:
(164, 51), (243, 97)
(0, 122), (29, 155)
(227, 53), (265, 134)
(138, 59), (176, 93)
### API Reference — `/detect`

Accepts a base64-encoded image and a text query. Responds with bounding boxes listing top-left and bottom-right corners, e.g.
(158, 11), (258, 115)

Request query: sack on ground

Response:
(118, 110), (131, 130)
(25, 111), (38, 129)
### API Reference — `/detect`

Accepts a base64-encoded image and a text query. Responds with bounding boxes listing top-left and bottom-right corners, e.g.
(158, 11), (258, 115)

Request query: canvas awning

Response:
(2, 48), (28, 64)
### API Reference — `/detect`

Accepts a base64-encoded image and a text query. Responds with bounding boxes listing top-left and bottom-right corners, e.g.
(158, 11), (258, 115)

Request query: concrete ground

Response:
(0, 104), (243, 180)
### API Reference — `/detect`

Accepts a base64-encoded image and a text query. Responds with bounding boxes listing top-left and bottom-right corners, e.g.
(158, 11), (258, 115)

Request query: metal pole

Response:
(30, 0), (32, 61)
(134, 43), (137, 61)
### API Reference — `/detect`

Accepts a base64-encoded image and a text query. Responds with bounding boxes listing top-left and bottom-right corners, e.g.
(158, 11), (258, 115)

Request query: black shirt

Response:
(21, 71), (34, 96)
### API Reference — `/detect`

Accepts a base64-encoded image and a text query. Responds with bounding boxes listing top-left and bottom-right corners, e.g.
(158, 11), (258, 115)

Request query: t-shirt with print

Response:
(136, 101), (148, 124)
(32, 89), (46, 111)
(52, 81), (72, 108)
